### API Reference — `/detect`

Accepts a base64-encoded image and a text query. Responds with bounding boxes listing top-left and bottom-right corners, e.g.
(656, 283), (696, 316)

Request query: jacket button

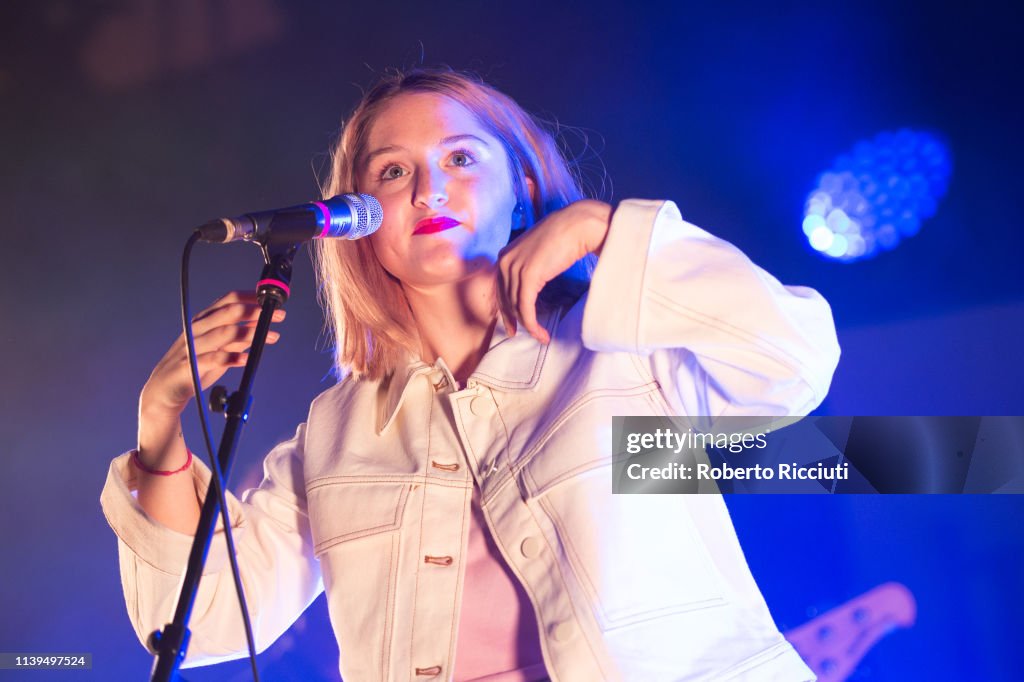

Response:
(415, 665), (442, 676)
(470, 396), (493, 416)
(520, 536), (543, 558)
(430, 460), (460, 472)
(551, 621), (575, 642)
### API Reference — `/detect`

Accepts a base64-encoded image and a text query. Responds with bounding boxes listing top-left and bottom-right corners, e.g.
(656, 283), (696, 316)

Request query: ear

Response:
(525, 175), (538, 206)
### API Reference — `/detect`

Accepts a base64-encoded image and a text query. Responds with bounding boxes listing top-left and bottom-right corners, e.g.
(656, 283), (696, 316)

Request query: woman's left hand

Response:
(496, 199), (612, 344)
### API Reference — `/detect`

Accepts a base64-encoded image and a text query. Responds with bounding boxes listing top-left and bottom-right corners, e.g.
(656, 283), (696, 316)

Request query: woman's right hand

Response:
(134, 290), (286, 528)
(139, 290), (286, 424)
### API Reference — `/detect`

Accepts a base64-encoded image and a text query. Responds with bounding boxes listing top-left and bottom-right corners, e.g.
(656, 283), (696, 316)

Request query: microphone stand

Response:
(148, 240), (299, 682)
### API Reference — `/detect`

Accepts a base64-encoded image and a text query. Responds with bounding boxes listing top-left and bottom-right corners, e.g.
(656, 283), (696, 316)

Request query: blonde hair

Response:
(314, 67), (595, 381)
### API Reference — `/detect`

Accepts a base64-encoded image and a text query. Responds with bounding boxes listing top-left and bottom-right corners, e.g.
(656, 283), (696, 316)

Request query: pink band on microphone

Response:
(313, 201), (332, 239)
(257, 278), (291, 296)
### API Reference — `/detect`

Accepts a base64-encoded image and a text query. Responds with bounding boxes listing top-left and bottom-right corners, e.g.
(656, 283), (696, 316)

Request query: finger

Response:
(496, 254), (518, 336)
(236, 311), (287, 330)
(220, 330), (281, 353)
(215, 290), (260, 306)
(191, 304), (285, 336)
(191, 302), (258, 330)
(503, 286), (520, 337)
(192, 290), (262, 323)
(505, 260), (522, 334)
(516, 270), (549, 344)
(192, 325), (280, 354)
(192, 343), (274, 381)
(193, 290), (255, 317)
(195, 350), (251, 387)
(168, 313), (284, 370)
(501, 305), (517, 338)
(174, 333), (276, 382)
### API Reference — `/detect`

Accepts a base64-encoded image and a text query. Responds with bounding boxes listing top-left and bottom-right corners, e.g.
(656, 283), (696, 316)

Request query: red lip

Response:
(413, 216), (461, 235)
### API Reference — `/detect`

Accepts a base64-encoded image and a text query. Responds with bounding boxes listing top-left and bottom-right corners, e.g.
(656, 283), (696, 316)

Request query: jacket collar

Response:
(377, 305), (561, 434)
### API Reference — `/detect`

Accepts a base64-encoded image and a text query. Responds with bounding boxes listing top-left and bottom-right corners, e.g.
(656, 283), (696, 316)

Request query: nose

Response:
(413, 166), (448, 208)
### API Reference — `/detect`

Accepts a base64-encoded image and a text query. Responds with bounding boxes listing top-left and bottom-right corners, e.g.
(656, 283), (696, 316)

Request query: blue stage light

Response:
(803, 129), (952, 262)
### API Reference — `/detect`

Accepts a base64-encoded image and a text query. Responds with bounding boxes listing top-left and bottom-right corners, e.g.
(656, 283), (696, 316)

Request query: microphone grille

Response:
(344, 193), (384, 239)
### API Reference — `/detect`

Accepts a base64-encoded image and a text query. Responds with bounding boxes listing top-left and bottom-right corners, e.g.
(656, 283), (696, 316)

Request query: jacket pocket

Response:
(516, 385), (664, 498)
(536, 467), (726, 631)
(305, 479), (410, 557)
(304, 479), (411, 682)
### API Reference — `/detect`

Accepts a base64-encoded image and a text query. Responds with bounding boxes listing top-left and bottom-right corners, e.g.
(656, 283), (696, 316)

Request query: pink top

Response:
(453, 486), (549, 681)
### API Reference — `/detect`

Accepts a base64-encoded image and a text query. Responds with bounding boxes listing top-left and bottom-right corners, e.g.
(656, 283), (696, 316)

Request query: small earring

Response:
(512, 202), (528, 230)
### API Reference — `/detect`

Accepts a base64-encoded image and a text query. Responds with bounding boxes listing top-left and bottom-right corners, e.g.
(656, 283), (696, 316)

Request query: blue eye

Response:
(379, 164), (406, 181)
(450, 150), (476, 167)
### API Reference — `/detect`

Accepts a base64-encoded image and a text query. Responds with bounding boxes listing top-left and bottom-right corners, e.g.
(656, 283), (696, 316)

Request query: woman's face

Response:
(357, 92), (520, 289)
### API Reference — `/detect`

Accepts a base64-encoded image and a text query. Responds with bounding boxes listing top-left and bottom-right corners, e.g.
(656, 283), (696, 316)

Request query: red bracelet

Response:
(132, 449), (193, 476)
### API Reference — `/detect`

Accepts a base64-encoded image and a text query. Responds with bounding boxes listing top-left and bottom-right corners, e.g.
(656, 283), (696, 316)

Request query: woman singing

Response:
(102, 67), (839, 681)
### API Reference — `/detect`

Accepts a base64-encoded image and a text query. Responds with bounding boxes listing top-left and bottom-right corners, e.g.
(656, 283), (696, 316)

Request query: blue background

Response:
(1, 0), (1021, 679)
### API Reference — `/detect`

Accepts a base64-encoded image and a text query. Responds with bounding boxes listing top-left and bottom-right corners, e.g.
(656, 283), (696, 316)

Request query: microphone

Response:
(197, 193), (383, 244)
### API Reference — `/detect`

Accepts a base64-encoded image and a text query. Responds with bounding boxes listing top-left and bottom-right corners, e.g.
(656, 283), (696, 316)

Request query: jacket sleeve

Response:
(99, 424), (322, 668)
(581, 199), (841, 420)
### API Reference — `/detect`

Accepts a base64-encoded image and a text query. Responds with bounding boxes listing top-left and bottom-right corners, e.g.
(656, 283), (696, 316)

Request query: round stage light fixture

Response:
(803, 129), (951, 262)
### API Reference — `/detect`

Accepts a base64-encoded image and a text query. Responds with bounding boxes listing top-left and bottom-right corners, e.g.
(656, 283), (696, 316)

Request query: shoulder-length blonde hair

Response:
(314, 67), (595, 381)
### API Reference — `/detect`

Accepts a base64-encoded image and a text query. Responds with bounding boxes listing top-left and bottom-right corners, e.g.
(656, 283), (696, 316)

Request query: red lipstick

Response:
(414, 216), (461, 235)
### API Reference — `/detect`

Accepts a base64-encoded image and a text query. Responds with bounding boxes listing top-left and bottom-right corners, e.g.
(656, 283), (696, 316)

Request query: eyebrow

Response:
(362, 134), (491, 166)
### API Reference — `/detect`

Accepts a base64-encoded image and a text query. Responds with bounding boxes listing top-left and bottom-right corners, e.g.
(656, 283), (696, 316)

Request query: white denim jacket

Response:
(101, 199), (839, 681)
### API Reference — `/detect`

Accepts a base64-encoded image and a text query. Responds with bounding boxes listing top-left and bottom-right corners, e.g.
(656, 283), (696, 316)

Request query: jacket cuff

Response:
(100, 451), (247, 575)
(582, 198), (676, 353)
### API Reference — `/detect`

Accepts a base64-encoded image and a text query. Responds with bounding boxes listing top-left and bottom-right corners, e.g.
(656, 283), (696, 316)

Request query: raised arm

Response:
(582, 199), (841, 419)
(100, 289), (317, 665)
